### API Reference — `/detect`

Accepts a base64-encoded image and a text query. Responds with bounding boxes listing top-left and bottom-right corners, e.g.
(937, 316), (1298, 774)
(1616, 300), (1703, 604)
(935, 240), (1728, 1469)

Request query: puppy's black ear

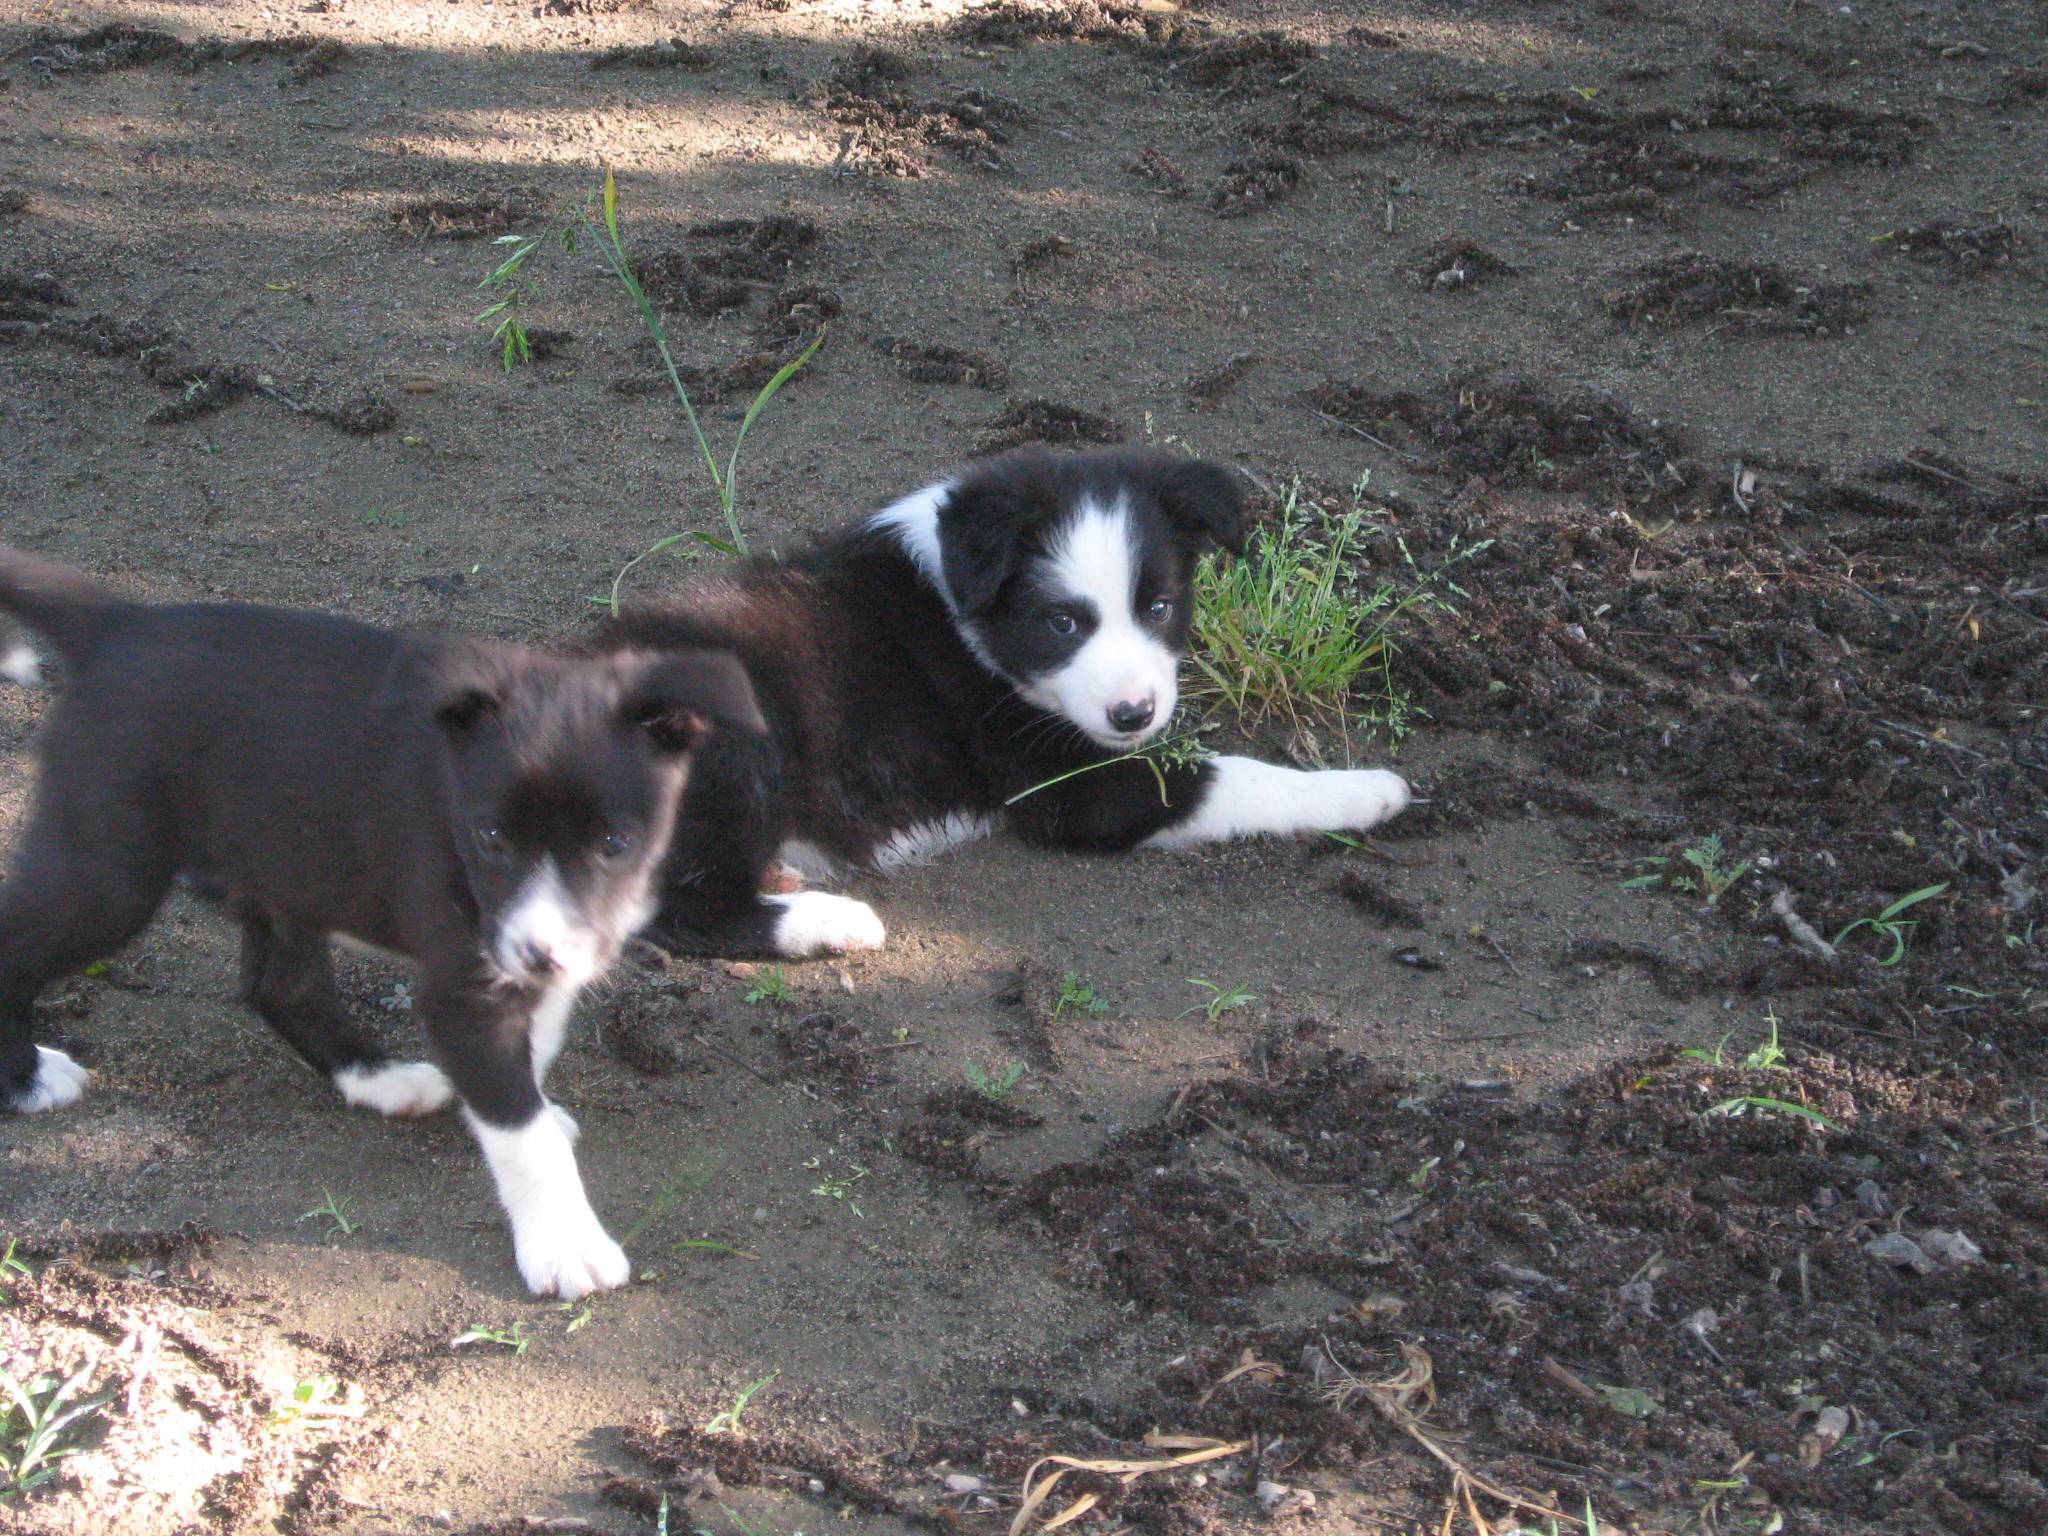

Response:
(1155, 457), (1247, 555)
(938, 481), (1029, 614)
(622, 649), (766, 755)
(435, 686), (501, 736)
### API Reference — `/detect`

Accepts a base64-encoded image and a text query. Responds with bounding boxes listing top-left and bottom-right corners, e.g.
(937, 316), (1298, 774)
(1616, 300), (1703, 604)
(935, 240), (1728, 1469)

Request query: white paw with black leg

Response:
(333, 1060), (456, 1118)
(767, 891), (887, 957)
(512, 1207), (630, 1300)
(1145, 757), (1413, 848)
(1310, 768), (1411, 831)
(10, 1046), (90, 1113)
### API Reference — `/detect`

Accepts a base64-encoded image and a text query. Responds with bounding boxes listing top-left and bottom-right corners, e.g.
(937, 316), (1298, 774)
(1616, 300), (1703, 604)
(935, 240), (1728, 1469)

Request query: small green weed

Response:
(743, 966), (792, 1007)
(268, 1375), (356, 1431)
(1624, 833), (1750, 907)
(621, 1155), (722, 1248)
(804, 1158), (869, 1216)
(703, 1371), (777, 1436)
(1187, 476), (1489, 744)
(1, 1360), (112, 1500)
(1705, 1095), (1838, 1131)
(1682, 1008), (1788, 1071)
(451, 1322), (530, 1356)
(1181, 977), (1254, 1022)
(965, 1058), (1026, 1102)
(1052, 972), (1111, 1020)
(1833, 882), (1949, 965)
(0, 1241), (29, 1294)
(296, 1190), (358, 1241)
(478, 172), (824, 599)
(557, 1299), (593, 1335)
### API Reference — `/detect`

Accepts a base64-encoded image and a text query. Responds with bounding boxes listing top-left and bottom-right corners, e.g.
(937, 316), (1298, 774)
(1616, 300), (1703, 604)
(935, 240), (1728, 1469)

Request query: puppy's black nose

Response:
(1108, 697), (1156, 734)
(517, 939), (562, 976)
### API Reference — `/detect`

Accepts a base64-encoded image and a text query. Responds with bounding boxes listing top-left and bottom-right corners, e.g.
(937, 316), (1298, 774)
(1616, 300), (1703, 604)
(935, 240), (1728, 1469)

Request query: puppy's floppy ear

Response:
(938, 485), (1025, 614)
(1153, 456), (1247, 555)
(621, 649), (766, 755)
(380, 639), (509, 739)
(938, 451), (1050, 613)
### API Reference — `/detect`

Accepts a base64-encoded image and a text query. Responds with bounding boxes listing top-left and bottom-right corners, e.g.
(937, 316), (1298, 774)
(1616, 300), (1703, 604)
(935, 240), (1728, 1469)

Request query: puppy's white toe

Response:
(767, 891), (887, 957)
(10, 1046), (91, 1114)
(514, 1215), (630, 1300)
(1331, 769), (1411, 830)
(334, 1060), (455, 1118)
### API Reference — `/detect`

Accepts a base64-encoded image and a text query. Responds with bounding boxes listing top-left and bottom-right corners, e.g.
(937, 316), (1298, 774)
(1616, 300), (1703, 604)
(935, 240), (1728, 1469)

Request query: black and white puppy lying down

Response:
(600, 446), (1411, 959)
(0, 548), (763, 1298)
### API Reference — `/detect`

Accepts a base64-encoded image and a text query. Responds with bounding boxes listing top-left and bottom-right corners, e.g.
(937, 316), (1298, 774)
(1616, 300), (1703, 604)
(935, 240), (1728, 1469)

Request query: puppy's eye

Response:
(598, 831), (633, 861)
(1045, 609), (1078, 637)
(1145, 597), (1174, 624)
(473, 827), (512, 862)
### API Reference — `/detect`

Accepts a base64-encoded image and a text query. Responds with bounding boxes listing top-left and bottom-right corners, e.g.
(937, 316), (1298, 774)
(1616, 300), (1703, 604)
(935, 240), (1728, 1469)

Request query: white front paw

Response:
(767, 891), (887, 957)
(10, 1046), (90, 1114)
(512, 1213), (630, 1300)
(1323, 769), (1411, 831)
(334, 1060), (455, 1118)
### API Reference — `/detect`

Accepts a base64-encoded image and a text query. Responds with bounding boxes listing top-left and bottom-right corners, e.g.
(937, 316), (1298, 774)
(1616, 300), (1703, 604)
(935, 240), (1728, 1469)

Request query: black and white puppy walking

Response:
(0, 549), (763, 1298)
(601, 447), (1411, 958)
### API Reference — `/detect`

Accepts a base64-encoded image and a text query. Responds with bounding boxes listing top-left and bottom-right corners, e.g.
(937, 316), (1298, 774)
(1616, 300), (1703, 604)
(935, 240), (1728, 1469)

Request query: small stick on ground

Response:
(689, 1030), (821, 1102)
(1769, 889), (1837, 963)
(1538, 1356), (1613, 1416)
(1484, 934), (1524, 979)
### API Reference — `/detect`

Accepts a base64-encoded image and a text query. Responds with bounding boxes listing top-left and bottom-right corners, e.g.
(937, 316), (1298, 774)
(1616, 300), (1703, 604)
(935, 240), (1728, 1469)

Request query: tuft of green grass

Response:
(1186, 477), (1488, 746)
(1833, 882), (1949, 965)
(1, 1360), (112, 1500)
(1052, 972), (1111, 1020)
(295, 1190), (358, 1242)
(743, 965), (792, 1007)
(451, 1322), (530, 1356)
(966, 1058), (1026, 1102)
(1181, 977), (1254, 1023)
(703, 1371), (777, 1436)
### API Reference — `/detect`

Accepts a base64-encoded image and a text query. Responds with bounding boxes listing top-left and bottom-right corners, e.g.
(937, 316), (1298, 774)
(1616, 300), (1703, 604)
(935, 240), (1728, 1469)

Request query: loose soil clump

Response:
(388, 192), (534, 241)
(1207, 156), (1302, 219)
(1878, 218), (2027, 272)
(875, 337), (1010, 390)
(974, 397), (1126, 454)
(1604, 252), (1870, 334)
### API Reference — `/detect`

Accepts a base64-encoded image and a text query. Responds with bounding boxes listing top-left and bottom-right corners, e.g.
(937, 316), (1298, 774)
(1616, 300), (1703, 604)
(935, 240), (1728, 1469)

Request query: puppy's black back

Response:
(32, 601), (447, 949)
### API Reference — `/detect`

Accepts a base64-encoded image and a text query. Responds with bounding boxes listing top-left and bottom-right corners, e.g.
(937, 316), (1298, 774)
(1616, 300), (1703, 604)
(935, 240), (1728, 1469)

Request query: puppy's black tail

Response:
(0, 547), (127, 687)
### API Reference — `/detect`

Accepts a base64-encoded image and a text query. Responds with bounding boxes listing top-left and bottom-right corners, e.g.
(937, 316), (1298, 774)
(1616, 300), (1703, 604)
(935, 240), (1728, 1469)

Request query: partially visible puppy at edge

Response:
(0, 548), (765, 1299)
(600, 446), (1413, 960)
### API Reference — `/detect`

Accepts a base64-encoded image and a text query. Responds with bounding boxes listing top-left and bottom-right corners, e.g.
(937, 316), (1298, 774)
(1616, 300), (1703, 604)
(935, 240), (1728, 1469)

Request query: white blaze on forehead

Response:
(1020, 498), (1179, 747)
(494, 858), (602, 987)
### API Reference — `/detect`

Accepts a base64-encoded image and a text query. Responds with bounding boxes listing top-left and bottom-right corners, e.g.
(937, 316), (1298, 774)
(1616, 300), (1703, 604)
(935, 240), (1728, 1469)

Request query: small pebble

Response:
(1864, 1232), (1934, 1274)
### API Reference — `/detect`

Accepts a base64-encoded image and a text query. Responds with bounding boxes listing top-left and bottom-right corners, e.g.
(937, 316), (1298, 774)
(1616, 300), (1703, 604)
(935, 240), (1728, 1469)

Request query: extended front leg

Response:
(1007, 754), (1409, 852)
(422, 972), (628, 1299)
(1142, 756), (1410, 848)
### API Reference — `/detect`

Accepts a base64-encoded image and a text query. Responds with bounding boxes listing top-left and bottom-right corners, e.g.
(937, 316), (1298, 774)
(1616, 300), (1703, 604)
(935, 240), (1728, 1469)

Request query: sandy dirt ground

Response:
(1, 2), (2044, 1533)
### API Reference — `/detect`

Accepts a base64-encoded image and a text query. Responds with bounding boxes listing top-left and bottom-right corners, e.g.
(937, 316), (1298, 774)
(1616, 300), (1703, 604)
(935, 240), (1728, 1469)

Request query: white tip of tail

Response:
(1, 641), (42, 688)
